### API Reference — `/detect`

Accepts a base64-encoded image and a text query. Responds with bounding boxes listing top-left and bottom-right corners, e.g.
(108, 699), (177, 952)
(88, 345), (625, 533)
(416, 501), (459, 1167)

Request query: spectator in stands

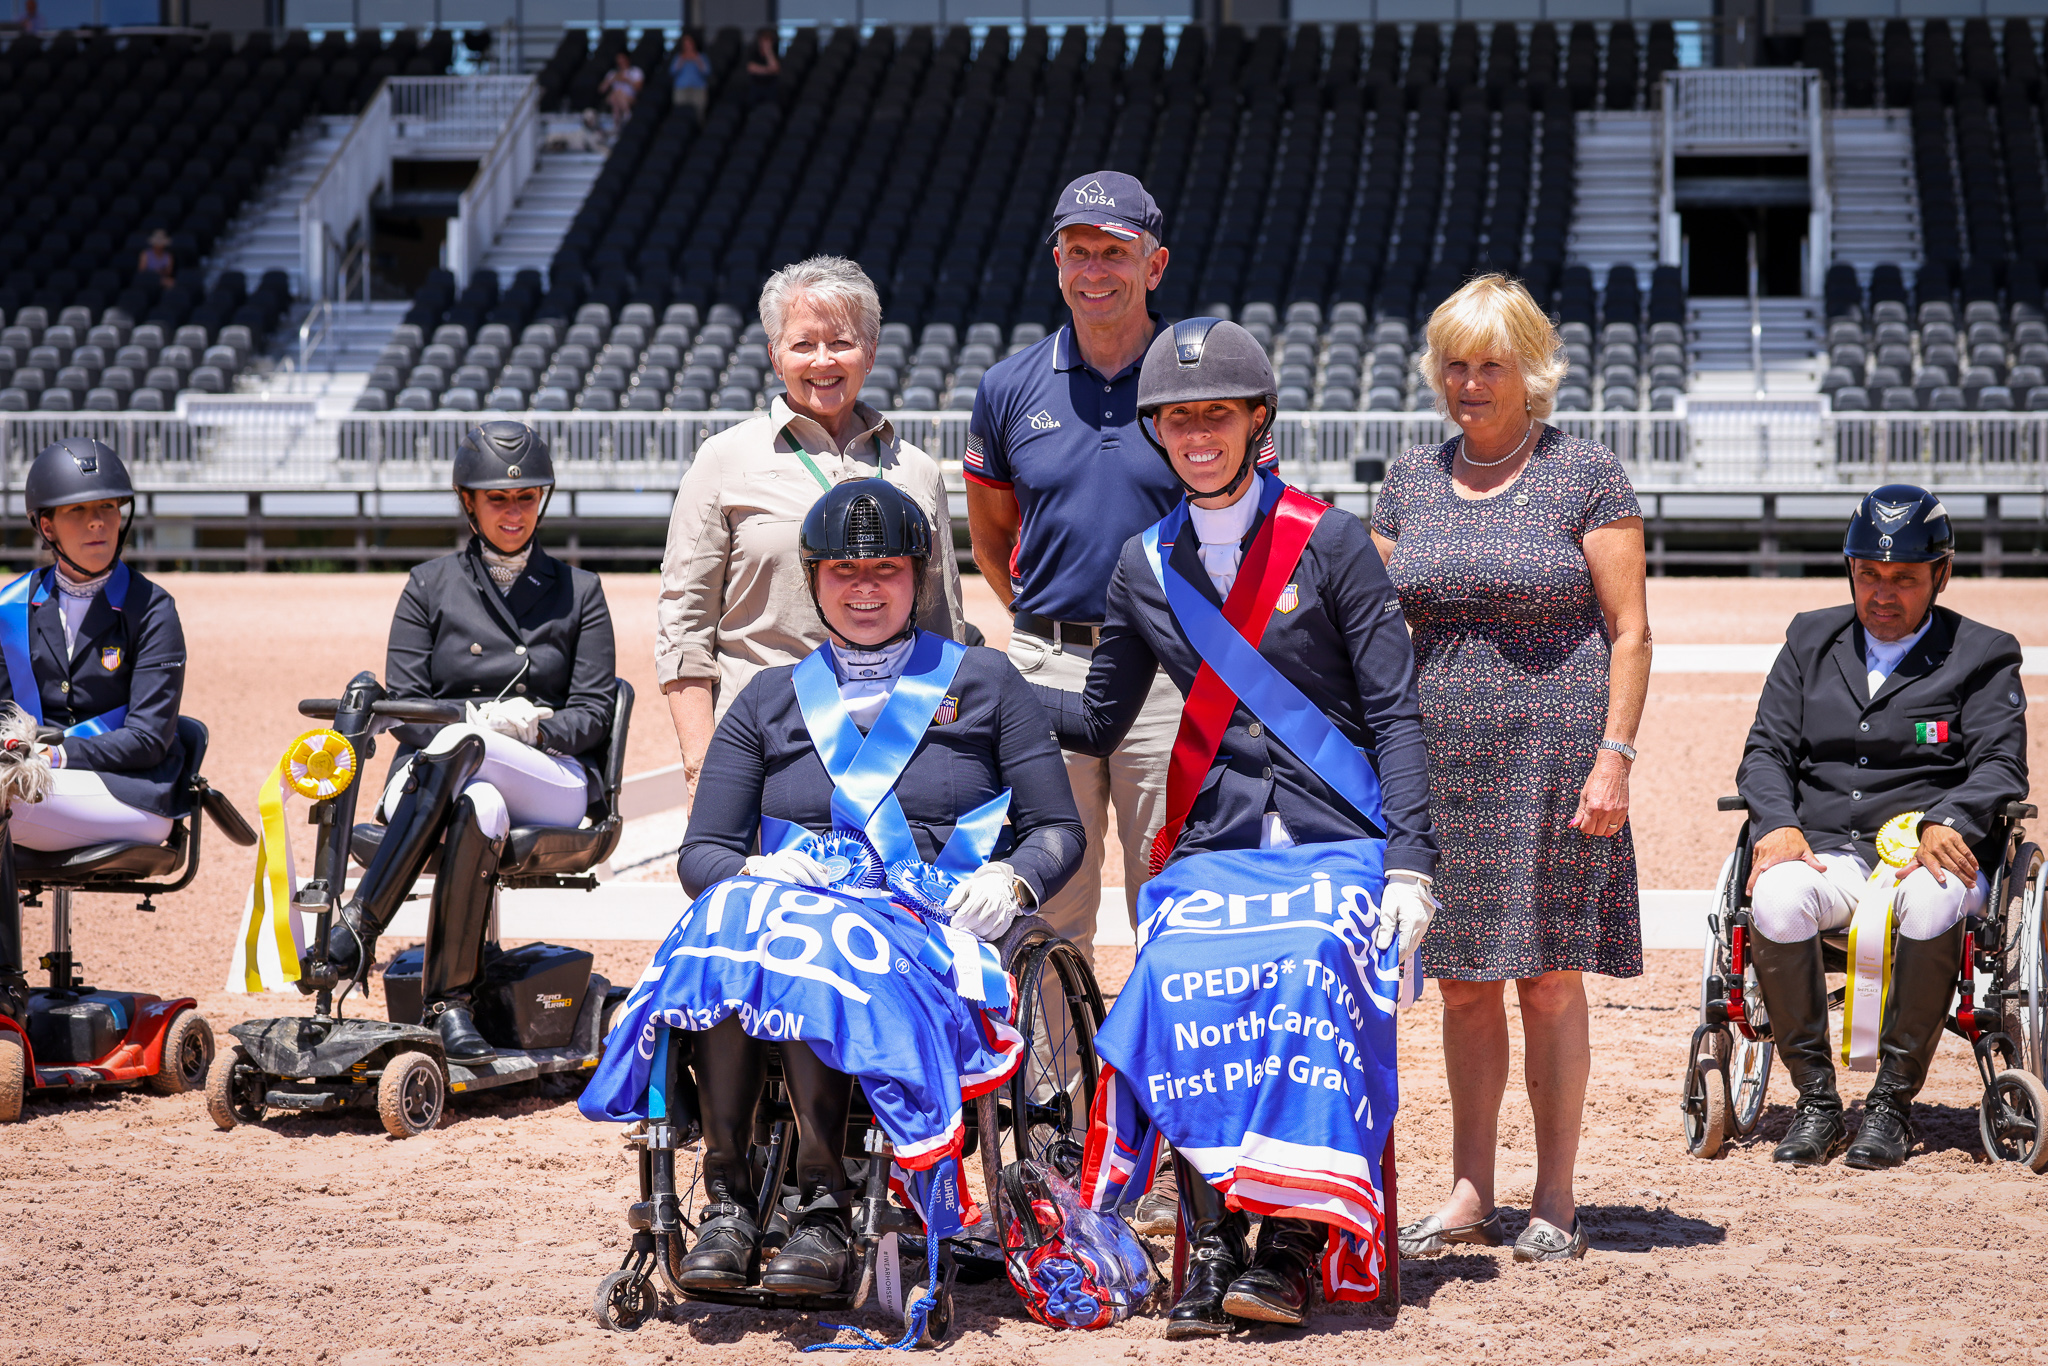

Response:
(19, 0), (38, 33)
(670, 32), (711, 117)
(601, 51), (644, 128)
(138, 230), (175, 290)
(746, 29), (780, 104)
(657, 255), (963, 808)
(1372, 275), (1649, 1265)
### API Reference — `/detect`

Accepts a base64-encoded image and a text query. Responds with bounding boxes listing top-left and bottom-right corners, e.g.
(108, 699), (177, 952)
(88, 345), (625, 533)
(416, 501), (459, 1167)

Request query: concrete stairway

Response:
(1686, 296), (1826, 378)
(1827, 110), (1922, 276)
(204, 116), (357, 297)
(1567, 111), (1661, 278)
(476, 140), (608, 286)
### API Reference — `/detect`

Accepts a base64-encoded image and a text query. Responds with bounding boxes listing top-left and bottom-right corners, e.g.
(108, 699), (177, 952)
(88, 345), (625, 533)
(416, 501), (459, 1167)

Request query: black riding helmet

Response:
(1843, 482), (1955, 611)
(1136, 317), (1278, 502)
(25, 438), (137, 576)
(454, 421), (555, 554)
(799, 479), (931, 647)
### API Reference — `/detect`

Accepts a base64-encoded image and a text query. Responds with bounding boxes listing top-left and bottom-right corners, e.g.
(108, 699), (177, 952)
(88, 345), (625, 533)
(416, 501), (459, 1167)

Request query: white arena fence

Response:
(2, 405), (2048, 492)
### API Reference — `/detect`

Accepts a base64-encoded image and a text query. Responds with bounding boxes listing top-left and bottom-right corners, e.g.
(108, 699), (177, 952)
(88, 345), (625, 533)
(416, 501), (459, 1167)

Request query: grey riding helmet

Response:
(1135, 317), (1278, 500)
(454, 421), (555, 552)
(24, 438), (137, 571)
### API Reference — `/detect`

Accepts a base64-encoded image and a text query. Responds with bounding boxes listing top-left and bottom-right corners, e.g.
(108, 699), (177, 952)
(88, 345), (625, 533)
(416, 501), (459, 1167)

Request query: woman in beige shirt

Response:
(658, 255), (962, 797)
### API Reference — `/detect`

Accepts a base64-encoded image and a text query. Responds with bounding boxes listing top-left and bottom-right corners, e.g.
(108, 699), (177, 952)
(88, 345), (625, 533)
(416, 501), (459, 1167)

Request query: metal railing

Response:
(386, 76), (536, 150)
(5, 408), (2048, 493)
(1665, 69), (1818, 153)
(300, 97), (392, 303)
(447, 80), (541, 286)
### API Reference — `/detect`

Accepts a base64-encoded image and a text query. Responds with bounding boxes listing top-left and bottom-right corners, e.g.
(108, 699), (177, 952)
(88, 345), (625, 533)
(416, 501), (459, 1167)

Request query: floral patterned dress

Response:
(1371, 427), (1644, 981)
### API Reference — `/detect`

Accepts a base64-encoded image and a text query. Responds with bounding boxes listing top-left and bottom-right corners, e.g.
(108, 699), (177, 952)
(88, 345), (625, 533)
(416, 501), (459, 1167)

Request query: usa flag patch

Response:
(1916, 720), (1950, 743)
(964, 432), (987, 472)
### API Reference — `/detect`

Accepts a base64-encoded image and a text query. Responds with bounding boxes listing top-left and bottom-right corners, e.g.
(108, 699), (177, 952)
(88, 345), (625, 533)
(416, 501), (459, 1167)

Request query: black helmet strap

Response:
(36, 498), (134, 580)
(1139, 397), (1274, 503)
(460, 485), (555, 556)
(804, 558), (927, 650)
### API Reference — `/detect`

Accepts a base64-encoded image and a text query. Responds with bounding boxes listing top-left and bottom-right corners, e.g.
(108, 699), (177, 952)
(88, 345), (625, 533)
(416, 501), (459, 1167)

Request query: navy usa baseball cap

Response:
(1046, 171), (1164, 246)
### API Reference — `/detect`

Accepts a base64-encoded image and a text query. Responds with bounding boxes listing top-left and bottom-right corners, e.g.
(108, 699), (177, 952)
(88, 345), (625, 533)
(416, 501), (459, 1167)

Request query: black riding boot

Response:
(1748, 931), (1847, 1165)
(762, 1040), (856, 1294)
(421, 796), (501, 1064)
(0, 818), (25, 1024)
(1165, 1157), (1250, 1341)
(1224, 1216), (1327, 1326)
(326, 735), (487, 981)
(681, 1017), (767, 1289)
(1846, 922), (1965, 1170)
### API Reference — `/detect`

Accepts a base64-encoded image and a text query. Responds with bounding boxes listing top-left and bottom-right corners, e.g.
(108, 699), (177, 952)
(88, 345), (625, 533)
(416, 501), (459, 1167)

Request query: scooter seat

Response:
(14, 840), (181, 881)
(351, 818), (621, 880)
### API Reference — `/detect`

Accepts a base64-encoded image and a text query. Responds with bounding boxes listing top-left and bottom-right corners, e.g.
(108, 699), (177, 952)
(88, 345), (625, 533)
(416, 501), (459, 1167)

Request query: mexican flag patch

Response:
(1915, 721), (1951, 743)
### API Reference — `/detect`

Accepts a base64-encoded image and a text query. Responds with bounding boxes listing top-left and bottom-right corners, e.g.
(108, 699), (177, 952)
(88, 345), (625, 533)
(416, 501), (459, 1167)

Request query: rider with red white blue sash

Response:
(0, 441), (187, 1025)
(625, 479), (1082, 1312)
(1030, 320), (1437, 1338)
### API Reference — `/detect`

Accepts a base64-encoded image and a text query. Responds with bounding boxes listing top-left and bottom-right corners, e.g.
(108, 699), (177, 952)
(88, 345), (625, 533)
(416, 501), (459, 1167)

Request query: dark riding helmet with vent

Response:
(1843, 482), (1955, 610)
(1135, 317), (1278, 502)
(799, 479), (932, 646)
(25, 438), (137, 575)
(454, 421), (555, 554)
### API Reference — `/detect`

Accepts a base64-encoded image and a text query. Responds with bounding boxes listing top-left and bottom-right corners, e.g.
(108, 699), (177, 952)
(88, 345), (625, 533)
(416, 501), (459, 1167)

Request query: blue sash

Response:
(0, 563), (131, 737)
(1142, 474), (1386, 831)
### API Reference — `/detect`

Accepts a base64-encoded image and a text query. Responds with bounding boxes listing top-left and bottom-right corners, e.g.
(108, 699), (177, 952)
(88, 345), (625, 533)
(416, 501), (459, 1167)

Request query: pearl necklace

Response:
(1459, 422), (1535, 469)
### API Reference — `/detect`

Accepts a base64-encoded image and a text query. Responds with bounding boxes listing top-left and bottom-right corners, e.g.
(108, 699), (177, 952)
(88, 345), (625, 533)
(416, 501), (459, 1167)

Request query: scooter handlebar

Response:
(369, 698), (468, 725)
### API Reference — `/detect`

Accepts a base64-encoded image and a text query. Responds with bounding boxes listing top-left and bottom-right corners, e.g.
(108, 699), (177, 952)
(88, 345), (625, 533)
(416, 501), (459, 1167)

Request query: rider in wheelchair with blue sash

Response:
(0, 440), (188, 1024)
(655, 478), (1083, 1296)
(1035, 321), (1437, 1337)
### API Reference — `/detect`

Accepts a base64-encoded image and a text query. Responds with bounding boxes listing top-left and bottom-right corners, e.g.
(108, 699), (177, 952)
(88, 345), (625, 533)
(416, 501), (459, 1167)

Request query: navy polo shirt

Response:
(966, 319), (1181, 624)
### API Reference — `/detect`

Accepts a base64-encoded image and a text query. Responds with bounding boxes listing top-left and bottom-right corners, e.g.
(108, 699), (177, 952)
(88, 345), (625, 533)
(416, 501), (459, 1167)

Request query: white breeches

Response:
(8, 769), (174, 851)
(1751, 847), (1986, 944)
(378, 722), (590, 841)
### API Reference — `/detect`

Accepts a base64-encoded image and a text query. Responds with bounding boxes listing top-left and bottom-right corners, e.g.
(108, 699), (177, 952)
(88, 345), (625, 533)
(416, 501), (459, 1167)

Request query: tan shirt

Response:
(656, 396), (963, 718)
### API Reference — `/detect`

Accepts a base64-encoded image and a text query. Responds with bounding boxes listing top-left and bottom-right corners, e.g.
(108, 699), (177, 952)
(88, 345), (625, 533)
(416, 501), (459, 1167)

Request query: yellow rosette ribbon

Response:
(1841, 810), (1923, 1071)
(225, 729), (357, 993)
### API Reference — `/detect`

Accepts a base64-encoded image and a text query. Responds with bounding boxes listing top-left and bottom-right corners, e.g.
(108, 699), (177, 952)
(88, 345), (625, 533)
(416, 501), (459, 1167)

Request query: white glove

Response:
(465, 697), (554, 746)
(1374, 870), (1437, 968)
(741, 847), (835, 886)
(943, 861), (1027, 942)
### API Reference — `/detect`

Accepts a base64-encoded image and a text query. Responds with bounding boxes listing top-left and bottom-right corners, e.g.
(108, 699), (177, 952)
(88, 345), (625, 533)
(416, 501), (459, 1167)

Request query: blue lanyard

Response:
(0, 563), (131, 736)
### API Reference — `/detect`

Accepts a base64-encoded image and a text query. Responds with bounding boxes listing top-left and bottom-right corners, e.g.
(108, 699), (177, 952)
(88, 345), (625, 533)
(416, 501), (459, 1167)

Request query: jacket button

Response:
(515, 683), (527, 694)
(59, 681), (69, 692)
(1858, 757), (1867, 765)
(1852, 790), (1862, 800)
(470, 643), (482, 655)
(1851, 829), (1861, 839)
(1261, 766), (1273, 780)
(1248, 722), (1263, 737)
(1860, 721), (1870, 731)
(515, 645), (527, 655)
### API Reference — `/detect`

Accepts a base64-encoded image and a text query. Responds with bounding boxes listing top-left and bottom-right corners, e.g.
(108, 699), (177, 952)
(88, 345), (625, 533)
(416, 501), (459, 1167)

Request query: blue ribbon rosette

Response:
(802, 830), (887, 890)
(886, 860), (962, 921)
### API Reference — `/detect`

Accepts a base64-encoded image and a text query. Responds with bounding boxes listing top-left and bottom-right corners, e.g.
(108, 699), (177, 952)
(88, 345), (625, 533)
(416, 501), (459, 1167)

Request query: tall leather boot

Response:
(327, 735), (487, 981)
(1165, 1157), (1250, 1341)
(762, 1040), (857, 1294)
(0, 818), (25, 1024)
(1846, 922), (1965, 1170)
(1224, 1216), (1328, 1326)
(680, 1016), (767, 1290)
(1748, 931), (1847, 1165)
(421, 796), (501, 1065)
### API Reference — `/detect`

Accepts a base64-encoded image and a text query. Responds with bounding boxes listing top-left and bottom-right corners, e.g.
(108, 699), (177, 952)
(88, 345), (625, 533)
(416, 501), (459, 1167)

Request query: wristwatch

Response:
(1599, 739), (1638, 762)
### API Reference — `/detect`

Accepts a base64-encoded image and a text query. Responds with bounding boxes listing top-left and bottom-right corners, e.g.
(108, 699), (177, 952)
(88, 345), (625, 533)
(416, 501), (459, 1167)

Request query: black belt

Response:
(1012, 613), (1101, 648)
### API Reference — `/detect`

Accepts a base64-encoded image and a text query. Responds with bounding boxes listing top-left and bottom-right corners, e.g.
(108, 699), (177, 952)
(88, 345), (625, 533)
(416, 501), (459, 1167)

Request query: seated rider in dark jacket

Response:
(324, 422), (617, 1063)
(0, 440), (189, 1024)
(676, 478), (1083, 1296)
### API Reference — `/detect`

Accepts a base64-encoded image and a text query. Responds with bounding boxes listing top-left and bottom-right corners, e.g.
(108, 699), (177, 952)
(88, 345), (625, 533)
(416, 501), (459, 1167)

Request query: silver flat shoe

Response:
(1512, 1217), (1589, 1263)
(1397, 1208), (1505, 1257)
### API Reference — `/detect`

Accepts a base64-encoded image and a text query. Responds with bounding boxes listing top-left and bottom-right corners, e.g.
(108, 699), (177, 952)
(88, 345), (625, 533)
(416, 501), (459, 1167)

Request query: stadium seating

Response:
(375, 21), (1688, 416)
(0, 28), (451, 411)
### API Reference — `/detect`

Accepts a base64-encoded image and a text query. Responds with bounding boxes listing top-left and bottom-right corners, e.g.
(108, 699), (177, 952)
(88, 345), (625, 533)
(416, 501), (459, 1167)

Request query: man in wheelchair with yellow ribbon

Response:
(1736, 485), (2028, 1170)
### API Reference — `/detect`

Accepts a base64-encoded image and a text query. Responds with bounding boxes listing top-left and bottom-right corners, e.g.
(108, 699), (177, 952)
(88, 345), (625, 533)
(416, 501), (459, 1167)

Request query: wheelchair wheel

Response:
(594, 1267), (658, 1331)
(1004, 927), (1104, 1177)
(1681, 1045), (1728, 1159)
(0, 1032), (24, 1124)
(205, 1044), (267, 1130)
(1998, 843), (2046, 1079)
(147, 1009), (214, 1096)
(1979, 1068), (2048, 1172)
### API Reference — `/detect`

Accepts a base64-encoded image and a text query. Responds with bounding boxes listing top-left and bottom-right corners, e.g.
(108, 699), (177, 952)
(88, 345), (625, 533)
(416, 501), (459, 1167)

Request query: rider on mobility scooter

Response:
(581, 479), (1088, 1335)
(0, 439), (255, 1118)
(1737, 484), (2029, 1170)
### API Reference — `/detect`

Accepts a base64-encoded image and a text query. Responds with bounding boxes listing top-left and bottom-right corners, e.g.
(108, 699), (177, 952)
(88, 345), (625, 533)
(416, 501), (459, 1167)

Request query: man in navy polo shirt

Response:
(964, 171), (1184, 966)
